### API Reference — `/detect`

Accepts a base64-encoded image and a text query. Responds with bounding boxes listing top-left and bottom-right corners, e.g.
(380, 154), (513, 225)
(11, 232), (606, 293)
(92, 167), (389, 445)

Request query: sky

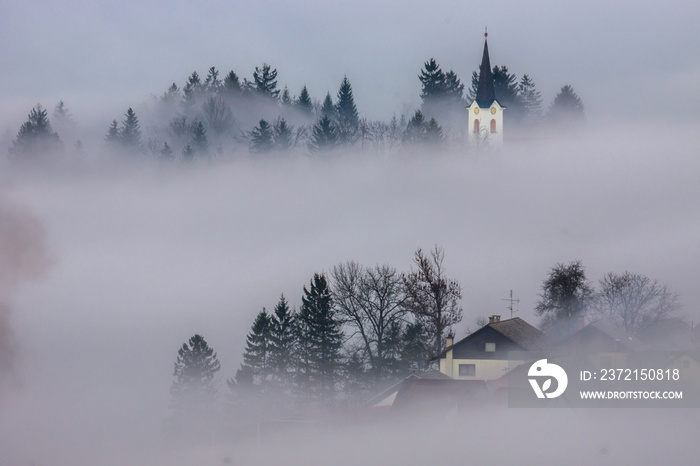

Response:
(1, 1), (700, 464)
(2, 0), (700, 128)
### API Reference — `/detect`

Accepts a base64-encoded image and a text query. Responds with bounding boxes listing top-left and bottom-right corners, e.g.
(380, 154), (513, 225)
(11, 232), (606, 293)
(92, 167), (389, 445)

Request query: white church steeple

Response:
(468, 29), (504, 147)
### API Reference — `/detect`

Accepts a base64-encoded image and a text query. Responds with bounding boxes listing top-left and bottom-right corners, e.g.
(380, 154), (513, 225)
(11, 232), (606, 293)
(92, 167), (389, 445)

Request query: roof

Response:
(434, 317), (551, 359)
(557, 319), (647, 352)
(475, 37), (497, 108)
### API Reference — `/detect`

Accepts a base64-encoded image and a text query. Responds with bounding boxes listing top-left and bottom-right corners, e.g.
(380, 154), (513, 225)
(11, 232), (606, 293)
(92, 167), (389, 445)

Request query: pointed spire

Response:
(475, 30), (496, 107)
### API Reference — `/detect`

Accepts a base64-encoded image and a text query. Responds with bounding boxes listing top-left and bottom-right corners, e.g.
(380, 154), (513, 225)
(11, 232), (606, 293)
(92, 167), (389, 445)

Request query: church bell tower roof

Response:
(475, 30), (497, 108)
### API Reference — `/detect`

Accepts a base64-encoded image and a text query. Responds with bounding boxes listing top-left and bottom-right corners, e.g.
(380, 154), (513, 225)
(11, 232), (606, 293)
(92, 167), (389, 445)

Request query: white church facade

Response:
(467, 32), (504, 147)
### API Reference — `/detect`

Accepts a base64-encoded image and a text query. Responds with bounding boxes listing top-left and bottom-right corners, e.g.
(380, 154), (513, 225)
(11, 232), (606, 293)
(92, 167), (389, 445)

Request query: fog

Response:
(2, 1), (700, 463)
(0, 119), (699, 463)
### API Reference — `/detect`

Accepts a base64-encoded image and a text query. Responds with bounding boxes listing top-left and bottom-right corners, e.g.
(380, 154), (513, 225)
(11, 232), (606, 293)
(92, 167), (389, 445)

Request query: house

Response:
(467, 30), (505, 147)
(434, 315), (551, 381)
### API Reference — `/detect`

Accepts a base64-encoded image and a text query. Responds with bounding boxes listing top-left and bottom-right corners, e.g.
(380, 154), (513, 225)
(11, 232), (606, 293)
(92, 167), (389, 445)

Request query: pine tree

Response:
(204, 66), (222, 93)
(161, 83), (180, 103)
(9, 104), (62, 157)
(518, 74), (543, 121)
(240, 309), (273, 387)
(119, 107), (142, 151)
(308, 116), (338, 153)
(273, 117), (293, 151)
(190, 120), (209, 155)
(160, 141), (174, 159)
(492, 65), (524, 122)
(252, 63), (280, 100)
(223, 70), (242, 96)
(249, 119), (274, 153)
(281, 86), (292, 106)
(400, 322), (430, 372)
(419, 58), (447, 102)
(425, 118), (443, 146)
(170, 334), (221, 419)
(402, 110), (427, 145)
(269, 295), (296, 388)
(183, 71), (202, 104)
(335, 76), (359, 127)
(297, 273), (344, 404)
(320, 93), (334, 118)
(548, 85), (585, 126)
(182, 143), (195, 160)
(296, 85), (313, 116)
(105, 119), (120, 144)
(444, 70), (465, 106)
(468, 71), (479, 102)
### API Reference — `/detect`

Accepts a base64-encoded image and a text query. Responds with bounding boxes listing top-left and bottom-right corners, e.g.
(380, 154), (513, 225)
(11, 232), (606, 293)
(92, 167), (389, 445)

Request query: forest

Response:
(6, 59), (585, 161)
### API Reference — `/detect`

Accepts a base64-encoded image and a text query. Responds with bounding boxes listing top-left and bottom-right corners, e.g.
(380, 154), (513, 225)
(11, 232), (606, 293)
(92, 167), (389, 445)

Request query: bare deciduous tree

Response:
(332, 262), (406, 381)
(594, 271), (681, 337)
(402, 246), (463, 357)
(202, 95), (234, 136)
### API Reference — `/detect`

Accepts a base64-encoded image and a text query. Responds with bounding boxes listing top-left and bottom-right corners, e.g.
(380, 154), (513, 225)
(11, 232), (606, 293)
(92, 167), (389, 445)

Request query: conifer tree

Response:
(419, 58), (447, 102)
(183, 71), (202, 104)
(335, 76), (359, 127)
(296, 85), (313, 116)
(281, 86), (292, 106)
(204, 66), (222, 93)
(223, 70), (242, 96)
(399, 322), (430, 372)
(252, 63), (280, 100)
(160, 141), (173, 159)
(425, 118), (443, 146)
(518, 74), (543, 121)
(170, 334), (221, 418)
(548, 85), (585, 125)
(249, 119), (274, 153)
(273, 117), (293, 151)
(269, 295), (296, 388)
(182, 143), (195, 160)
(297, 273), (344, 404)
(240, 309), (273, 388)
(308, 116), (338, 153)
(444, 70), (465, 106)
(9, 104), (62, 157)
(105, 119), (120, 144)
(402, 110), (427, 144)
(119, 108), (142, 151)
(190, 120), (209, 155)
(320, 93), (334, 118)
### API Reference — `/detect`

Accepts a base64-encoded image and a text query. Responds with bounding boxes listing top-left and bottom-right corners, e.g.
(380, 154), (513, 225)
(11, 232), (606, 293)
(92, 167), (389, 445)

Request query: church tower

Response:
(468, 30), (504, 147)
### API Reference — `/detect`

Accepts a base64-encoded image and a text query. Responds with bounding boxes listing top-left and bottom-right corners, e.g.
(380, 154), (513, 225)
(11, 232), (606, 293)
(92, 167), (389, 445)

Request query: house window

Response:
(473, 119), (480, 133)
(490, 119), (497, 133)
(458, 364), (476, 377)
(485, 342), (496, 352)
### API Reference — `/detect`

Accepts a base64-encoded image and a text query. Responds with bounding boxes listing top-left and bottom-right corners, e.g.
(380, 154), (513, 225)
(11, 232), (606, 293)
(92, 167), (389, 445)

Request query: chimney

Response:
(489, 315), (501, 324)
(577, 315), (585, 331)
(442, 333), (455, 378)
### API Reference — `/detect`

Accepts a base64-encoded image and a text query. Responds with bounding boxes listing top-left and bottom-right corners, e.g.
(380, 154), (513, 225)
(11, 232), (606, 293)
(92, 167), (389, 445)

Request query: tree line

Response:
(168, 254), (683, 438)
(168, 246), (463, 432)
(6, 58), (585, 161)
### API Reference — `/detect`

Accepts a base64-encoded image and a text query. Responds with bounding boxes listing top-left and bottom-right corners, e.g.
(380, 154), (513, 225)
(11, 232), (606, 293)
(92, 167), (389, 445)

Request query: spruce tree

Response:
(402, 110), (427, 145)
(183, 71), (202, 105)
(160, 141), (174, 159)
(105, 119), (120, 144)
(269, 295), (296, 388)
(223, 70), (242, 96)
(308, 116), (338, 153)
(273, 117), (293, 151)
(252, 63), (280, 100)
(170, 334), (221, 421)
(548, 85), (585, 126)
(249, 119), (274, 153)
(9, 104), (62, 157)
(119, 107), (142, 151)
(320, 93), (334, 118)
(492, 65), (524, 122)
(297, 273), (344, 404)
(240, 309), (273, 388)
(281, 86), (292, 106)
(296, 85), (313, 116)
(425, 118), (443, 146)
(335, 76), (359, 127)
(182, 143), (195, 160)
(204, 66), (222, 93)
(518, 74), (543, 121)
(444, 70), (465, 107)
(190, 120), (209, 155)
